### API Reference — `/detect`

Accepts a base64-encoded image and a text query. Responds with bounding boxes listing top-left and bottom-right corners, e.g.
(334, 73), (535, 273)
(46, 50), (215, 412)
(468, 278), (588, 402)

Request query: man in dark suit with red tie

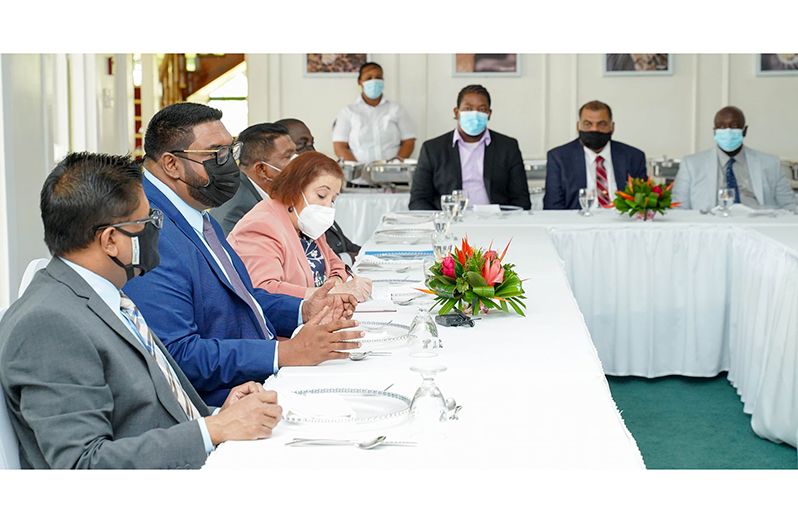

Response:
(544, 100), (647, 210)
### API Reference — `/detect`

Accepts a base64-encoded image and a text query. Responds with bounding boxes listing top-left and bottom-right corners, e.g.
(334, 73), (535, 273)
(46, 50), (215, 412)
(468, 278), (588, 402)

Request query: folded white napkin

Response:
(380, 212), (434, 227)
(278, 390), (356, 419)
(473, 204), (502, 214)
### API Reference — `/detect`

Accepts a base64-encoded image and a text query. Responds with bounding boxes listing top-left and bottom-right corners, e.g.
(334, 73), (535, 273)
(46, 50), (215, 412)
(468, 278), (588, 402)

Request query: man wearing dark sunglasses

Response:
(0, 152), (282, 468)
(123, 102), (363, 408)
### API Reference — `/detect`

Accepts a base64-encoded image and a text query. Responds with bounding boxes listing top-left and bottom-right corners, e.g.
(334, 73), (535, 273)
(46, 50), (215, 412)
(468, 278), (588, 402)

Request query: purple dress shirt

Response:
(453, 127), (492, 207)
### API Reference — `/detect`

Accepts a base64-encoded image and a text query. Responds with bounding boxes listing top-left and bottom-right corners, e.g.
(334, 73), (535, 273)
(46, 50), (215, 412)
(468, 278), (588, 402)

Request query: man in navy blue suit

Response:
(543, 101), (647, 210)
(123, 103), (363, 407)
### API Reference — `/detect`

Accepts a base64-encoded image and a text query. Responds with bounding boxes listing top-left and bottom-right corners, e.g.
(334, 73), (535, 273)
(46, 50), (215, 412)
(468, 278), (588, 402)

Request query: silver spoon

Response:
(393, 295), (424, 306)
(349, 351), (371, 361)
(285, 436), (387, 449)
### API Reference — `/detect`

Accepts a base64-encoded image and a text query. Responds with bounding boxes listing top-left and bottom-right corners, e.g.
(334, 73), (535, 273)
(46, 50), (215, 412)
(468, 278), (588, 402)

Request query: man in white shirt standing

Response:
(672, 106), (797, 211)
(332, 62), (416, 163)
(544, 100), (647, 210)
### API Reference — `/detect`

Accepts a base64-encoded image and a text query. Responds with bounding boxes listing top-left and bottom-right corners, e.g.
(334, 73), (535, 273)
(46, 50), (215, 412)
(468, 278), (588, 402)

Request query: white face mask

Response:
(296, 192), (335, 240)
(261, 153), (299, 176)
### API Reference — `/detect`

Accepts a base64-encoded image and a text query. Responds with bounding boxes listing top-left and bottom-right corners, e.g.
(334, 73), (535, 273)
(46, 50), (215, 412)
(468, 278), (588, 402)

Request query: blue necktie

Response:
(725, 157), (741, 204)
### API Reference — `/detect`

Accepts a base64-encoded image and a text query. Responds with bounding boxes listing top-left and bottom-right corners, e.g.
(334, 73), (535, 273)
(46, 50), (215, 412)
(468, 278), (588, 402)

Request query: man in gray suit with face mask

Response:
(0, 152), (282, 469)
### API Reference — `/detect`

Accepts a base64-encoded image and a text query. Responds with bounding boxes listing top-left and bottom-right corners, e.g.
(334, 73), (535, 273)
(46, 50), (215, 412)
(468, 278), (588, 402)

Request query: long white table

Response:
(205, 208), (798, 470)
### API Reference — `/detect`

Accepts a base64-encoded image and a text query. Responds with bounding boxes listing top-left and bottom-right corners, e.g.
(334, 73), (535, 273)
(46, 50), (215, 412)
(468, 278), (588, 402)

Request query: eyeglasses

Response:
(170, 141), (242, 165)
(96, 209), (163, 232)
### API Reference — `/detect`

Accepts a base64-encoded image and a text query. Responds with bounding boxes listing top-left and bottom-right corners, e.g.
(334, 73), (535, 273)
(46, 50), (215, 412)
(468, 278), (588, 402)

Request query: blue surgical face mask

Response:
(458, 111), (489, 136)
(362, 79), (384, 100)
(714, 128), (744, 152)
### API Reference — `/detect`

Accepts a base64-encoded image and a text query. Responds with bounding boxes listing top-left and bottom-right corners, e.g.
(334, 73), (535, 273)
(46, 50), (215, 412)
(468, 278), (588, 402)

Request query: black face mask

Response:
(579, 131), (612, 151)
(178, 154), (241, 207)
(110, 222), (161, 281)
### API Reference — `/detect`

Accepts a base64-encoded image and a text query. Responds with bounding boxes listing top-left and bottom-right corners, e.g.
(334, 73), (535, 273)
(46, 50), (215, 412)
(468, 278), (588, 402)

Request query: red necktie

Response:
(596, 156), (613, 208)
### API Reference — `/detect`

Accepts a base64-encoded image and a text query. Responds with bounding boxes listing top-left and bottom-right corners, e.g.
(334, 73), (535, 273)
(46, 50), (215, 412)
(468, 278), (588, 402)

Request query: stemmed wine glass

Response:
(432, 211), (450, 236)
(408, 303), (441, 358)
(452, 189), (469, 221)
(718, 188), (736, 218)
(440, 195), (459, 223)
(408, 365), (449, 439)
(579, 188), (596, 217)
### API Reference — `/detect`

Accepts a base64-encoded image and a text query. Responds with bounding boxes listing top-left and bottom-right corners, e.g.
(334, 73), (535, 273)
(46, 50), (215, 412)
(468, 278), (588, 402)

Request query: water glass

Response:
(432, 211), (450, 235)
(579, 188), (596, 217)
(440, 195), (459, 222)
(408, 365), (448, 439)
(452, 189), (469, 220)
(432, 232), (454, 260)
(408, 303), (441, 357)
(718, 188), (736, 218)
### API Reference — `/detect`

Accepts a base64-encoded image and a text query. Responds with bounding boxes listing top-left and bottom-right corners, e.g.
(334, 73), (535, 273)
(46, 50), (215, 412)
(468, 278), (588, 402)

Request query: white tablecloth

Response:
(205, 208), (798, 470)
(334, 191), (410, 246)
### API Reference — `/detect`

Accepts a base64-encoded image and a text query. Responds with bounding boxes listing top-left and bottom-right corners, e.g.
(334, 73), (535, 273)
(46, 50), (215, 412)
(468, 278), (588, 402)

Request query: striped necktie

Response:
(725, 157), (741, 204)
(119, 292), (202, 421)
(596, 156), (613, 208)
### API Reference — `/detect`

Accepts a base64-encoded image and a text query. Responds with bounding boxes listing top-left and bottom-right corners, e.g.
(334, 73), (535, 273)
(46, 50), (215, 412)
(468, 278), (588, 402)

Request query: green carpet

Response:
(606, 372), (797, 469)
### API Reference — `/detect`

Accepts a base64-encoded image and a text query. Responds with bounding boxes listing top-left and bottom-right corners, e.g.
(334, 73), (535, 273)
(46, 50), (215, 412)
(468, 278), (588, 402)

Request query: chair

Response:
(18, 258), (49, 298)
(0, 306), (21, 469)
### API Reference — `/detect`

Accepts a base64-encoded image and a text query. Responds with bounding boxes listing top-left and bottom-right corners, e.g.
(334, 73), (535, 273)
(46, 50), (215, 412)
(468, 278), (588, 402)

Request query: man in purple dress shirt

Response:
(409, 85), (530, 210)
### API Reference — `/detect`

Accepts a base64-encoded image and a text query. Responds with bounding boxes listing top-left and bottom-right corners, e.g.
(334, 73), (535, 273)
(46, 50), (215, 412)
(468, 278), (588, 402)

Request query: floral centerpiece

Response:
(613, 175), (680, 220)
(419, 237), (527, 316)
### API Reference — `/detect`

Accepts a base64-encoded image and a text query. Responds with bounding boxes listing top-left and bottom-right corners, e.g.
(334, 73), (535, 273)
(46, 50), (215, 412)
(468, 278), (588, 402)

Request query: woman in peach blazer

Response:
(228, 152), (371, 301)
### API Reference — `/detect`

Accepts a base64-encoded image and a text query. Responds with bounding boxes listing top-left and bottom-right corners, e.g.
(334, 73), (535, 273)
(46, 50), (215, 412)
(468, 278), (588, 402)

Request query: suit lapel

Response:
(610, 144), (629, 189)
(272, 199), (315, 286)
(144, 178), (240, 298)
(744, 148), (765, 205)
(569, 140), (588, 195)
(482, 137), (494, 197)
(448, 132), (463, 188)
(241, 176), (263, 202)
(704, 149), (719, 209)
(48, 258), (190, 423)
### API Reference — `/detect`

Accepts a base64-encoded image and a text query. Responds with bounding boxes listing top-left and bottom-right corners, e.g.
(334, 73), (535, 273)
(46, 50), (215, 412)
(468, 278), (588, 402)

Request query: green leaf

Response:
(466, 271), (489, 288)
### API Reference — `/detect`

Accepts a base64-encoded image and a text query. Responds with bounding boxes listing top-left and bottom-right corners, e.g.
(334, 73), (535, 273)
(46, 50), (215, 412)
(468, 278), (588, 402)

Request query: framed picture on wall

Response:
(604, 54), (672, 76)
(304, 54), (371, 76)
(756, 54), (798, 76)
(453, 54), (521, 76)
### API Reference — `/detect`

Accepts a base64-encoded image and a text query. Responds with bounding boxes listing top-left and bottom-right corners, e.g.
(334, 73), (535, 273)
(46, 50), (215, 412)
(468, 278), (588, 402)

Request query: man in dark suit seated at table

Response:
(409, 84), (531, 211)
(210, 119), (361, 261)
(123, 103), (363, 408)
(544, 100), (647, 210)
(0, 152), (282, 468)
(210, 122), (296, 237)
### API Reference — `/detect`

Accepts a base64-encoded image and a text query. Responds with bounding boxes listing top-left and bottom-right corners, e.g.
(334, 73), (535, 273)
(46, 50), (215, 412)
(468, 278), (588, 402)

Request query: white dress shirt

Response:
(59, 257), (217, 454)
(332, 95), (416, 163)
(144, 171), (293, 373)
(583, 141), (617, 209)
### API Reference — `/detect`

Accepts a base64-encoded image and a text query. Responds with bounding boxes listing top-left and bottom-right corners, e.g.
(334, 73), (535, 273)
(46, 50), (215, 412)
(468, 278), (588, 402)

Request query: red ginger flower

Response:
(442, 255), (456, 278)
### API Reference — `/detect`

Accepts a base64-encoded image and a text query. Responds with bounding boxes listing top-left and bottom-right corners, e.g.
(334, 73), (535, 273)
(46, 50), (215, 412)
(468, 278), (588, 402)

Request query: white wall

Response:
(0, 55), (59, 307)
(246, 53), (798, 163)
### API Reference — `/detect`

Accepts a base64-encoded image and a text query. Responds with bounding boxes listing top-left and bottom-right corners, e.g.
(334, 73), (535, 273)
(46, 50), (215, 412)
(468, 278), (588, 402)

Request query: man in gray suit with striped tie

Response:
(0, 152), (281, 469)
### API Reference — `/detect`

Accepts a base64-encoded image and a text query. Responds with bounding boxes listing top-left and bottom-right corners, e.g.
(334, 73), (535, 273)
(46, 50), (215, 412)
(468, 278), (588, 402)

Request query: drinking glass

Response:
(432, 211), (450, 235)
(718, 188), (736, 218)
(432, 232), (454, 260)
(408, 303), (441, 357)
(579, 188), (596, 217)
(440, 195), (459, 222)
(452, 189), (469, 221)
(408, 365), (449, 439)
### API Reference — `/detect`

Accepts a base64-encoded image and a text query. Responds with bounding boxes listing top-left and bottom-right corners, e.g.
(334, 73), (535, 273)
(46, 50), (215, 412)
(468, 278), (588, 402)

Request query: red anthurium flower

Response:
(442, 255), (456, 278)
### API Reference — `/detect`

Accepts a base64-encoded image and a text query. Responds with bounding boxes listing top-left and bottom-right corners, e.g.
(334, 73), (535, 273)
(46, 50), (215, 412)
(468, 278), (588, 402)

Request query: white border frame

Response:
(303, 54), (372, 77)
(452, 54), (522, 77)
(603, 54), (673, 76)
(755, 54), (798, 76)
